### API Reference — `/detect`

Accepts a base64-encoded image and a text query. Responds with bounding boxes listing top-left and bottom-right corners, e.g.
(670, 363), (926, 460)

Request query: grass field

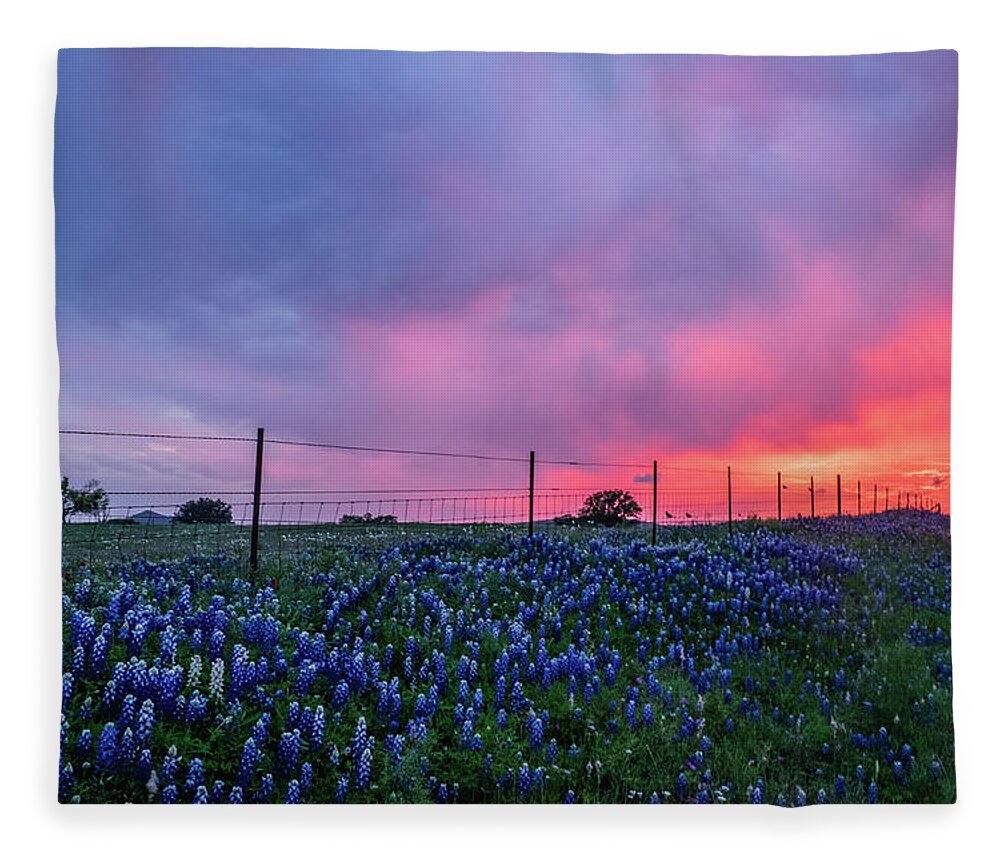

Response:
(59, 510), (954, 804)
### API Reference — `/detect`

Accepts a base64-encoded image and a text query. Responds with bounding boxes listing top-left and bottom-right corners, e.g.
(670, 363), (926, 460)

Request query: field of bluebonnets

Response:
(59, 510), (954, 804)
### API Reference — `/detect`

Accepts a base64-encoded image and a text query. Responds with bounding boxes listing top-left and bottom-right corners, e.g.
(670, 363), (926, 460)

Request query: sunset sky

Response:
(55, 49), (955, 519)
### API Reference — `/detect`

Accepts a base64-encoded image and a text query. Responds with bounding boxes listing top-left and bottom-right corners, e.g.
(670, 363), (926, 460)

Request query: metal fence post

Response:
(857, 480), (861, 516)
(652, 459), (658, 546)
(250, 427), (264, 571)
(777, 471), (782, 522)
(836, 474), (842, 516)
(528, 450), (535, 537)
(727, 466), (733, 537)
(810, 475), (815, 518)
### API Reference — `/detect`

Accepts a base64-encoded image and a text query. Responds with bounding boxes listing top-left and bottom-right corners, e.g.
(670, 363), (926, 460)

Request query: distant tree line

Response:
(340, 513), (398, 525)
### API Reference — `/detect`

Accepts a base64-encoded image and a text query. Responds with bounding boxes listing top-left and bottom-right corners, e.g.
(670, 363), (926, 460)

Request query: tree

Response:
(578, 489), (642, 525)
(61, 476), (109, 523)
(175, 497), (233, 524)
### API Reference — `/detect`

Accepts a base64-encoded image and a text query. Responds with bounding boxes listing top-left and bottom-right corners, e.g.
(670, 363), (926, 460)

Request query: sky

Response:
(55, 49), (956, 520)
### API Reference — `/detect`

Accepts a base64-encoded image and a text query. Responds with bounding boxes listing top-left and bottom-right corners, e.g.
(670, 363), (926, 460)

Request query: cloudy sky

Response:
(55, 49), (955, 517)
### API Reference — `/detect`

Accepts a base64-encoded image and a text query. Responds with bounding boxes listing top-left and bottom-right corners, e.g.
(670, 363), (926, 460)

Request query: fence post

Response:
(810, 475), (815, 518)
(250, 426), (264, 572)
(873, 483), (877, 515)
(652, 459), (658, 546)
(528, 450), (535, 537)
(727, 466), (733, 537)
(857, 480), (861, 516)
(777, 471), (782, 522)
(837, 474), (842, 516)
(906, 492), (910, 509)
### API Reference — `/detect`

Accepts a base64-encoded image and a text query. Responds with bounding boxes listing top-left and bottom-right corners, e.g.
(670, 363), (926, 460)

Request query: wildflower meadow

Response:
(59, 511), (954, 804)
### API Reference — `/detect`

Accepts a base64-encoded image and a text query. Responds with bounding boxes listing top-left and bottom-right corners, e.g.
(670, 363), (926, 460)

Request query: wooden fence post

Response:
(837, 474), (842, 516)
(857, 480), (861, 516)
(810, 475), (815, 518)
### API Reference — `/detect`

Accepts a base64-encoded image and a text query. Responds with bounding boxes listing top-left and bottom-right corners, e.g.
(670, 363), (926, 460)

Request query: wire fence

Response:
(59, 427), (946, 570)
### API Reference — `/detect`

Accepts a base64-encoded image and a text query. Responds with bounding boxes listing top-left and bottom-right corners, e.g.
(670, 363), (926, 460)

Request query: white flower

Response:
(209, 658), (226, 703)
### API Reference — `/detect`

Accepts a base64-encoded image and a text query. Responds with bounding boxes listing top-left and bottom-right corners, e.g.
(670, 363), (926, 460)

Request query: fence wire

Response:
(59, 428), (945, 570)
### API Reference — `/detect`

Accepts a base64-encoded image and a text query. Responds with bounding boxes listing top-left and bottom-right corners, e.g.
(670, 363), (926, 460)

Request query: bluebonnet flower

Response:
(117, 728), (137, 768)
(834, 775), (846, 800)
(257, 773), (275, 802)
(160, 784), (178, 804)
(385, 734), (405, 766)
(228, 785), (244, 804)
(76, 728), (92, 754)
(546, 738), (558, 762)
(120, 693), (137, 728)
(356, 747), (372, 790)
(186, 690), (208, 723)
(135, 748), (153, 782)
(194, 785), (209, 804)
(334, 776), (348, 803)
(239, 737), (261, 786)
(517, 763), (531, 798)
(96, 722), (118, 772)
(62, 673), (74, 711)
(564, 790), (576, 804)
(184, 758), (205, 797)
(72, 646), (85, 676)
(527, 715), (543, 750)
(277, 730), (302, 776)
(867, 781), (878, 804)
(58, 762), (74, 802)
(136, 698), (155, 746)
(300, 762), (314, 795)
(251, 712), (271, 747)
(286, 780), (301, 804)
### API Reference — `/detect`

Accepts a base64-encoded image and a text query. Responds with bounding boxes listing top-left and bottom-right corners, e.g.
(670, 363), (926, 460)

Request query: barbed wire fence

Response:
(59, 428), (945, 572)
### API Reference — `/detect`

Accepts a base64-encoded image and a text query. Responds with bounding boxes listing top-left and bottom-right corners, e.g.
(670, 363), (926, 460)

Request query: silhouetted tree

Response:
(175, 497), (233, 524)
(578, 489), (642, 525)
(61, 476), (109, 523)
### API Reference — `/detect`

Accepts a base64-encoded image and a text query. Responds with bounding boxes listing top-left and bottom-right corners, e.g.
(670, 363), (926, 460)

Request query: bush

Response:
(340, 513), (398, 525)
(175, 497), (233, 524)
(578, 489), (642, 525)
